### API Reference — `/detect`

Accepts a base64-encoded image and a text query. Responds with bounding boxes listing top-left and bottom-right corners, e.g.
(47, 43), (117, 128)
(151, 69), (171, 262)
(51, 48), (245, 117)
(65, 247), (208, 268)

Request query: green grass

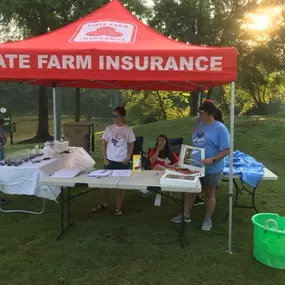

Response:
(1, 116), (285, 285)
(9, 116), (111, 143)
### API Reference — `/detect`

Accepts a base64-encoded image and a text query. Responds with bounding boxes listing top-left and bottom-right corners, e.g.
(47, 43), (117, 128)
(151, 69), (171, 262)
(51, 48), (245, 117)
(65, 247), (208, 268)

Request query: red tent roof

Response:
(0, 0), (238, 91)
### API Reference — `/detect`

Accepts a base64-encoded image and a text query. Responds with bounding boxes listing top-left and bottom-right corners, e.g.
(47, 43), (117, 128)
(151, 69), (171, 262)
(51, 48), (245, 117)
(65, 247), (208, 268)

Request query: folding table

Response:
(40, 170), (201, 246)
(223, 166), (278, 214)
(118, 171), (201, 247)
(0, 147), (95, 214)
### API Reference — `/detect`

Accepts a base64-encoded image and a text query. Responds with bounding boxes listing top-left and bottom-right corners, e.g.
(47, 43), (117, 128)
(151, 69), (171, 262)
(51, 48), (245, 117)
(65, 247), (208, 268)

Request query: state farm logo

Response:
(86, 27), (123, 37)
(70, 20), (137, 43)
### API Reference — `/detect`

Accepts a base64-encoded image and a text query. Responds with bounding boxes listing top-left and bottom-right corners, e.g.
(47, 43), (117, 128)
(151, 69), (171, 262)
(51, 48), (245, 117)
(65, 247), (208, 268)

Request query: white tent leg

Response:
(53, 86), (61, 141)
(227, 81), (235, 254)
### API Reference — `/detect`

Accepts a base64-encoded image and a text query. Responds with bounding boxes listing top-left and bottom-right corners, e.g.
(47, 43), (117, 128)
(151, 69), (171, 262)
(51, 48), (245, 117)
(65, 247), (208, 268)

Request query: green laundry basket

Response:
(251, 213), (285, 269)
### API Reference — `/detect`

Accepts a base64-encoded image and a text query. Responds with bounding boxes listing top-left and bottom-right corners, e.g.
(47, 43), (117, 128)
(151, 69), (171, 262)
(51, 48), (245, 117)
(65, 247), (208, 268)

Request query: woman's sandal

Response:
(92, 203), (107, 212)
(115, 207), (122, 216)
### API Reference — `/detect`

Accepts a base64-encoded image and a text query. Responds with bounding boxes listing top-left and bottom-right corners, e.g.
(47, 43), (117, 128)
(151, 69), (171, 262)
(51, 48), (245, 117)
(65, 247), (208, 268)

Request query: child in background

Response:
(0, 115), (8, 204)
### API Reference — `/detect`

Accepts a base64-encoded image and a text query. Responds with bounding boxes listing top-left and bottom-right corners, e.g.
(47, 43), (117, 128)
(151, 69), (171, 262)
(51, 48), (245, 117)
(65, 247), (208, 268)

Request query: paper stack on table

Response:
(111, 170), (132, 177)
(88, 169), (132, 177)
(88, 170), (113, 177)
(165, 168), (202, 177)
(50, 168), (82, 178)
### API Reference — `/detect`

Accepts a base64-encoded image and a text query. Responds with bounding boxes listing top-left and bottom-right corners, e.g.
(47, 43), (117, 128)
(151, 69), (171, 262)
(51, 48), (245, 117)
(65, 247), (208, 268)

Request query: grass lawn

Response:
(1, 116), (285, 285)
(8, 116), (110, 144)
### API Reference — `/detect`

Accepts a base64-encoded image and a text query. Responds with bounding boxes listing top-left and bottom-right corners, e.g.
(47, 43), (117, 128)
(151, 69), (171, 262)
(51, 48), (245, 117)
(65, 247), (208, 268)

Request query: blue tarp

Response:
(223, 151), (264, 188)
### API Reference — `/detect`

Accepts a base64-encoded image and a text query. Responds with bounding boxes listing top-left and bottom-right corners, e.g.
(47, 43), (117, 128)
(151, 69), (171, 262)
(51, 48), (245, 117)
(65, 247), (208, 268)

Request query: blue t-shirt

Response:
(192, 121), (230, 174)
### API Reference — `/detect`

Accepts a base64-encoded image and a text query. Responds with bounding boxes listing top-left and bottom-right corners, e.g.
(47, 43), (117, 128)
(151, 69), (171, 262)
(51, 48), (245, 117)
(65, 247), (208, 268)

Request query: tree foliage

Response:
(122, 90), (189, 125)
(0, 0), (285, 128)
(0, 0), (150, 39)
(0, 0), (150, 138)
(149, 0), (285, 115)
(238, 45), (285, 113)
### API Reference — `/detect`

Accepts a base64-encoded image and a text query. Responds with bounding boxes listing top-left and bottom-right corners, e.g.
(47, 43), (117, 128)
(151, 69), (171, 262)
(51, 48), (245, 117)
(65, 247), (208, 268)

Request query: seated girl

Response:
(148, 134), (179, 170)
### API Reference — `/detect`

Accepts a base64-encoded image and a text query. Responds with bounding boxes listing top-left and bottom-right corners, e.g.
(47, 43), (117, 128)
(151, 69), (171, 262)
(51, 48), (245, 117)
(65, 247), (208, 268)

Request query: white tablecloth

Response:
(0, 147), (95, 201)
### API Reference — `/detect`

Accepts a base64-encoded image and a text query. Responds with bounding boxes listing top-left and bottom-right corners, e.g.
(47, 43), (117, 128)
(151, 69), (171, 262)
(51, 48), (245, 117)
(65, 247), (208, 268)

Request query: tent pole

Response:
(53, 85), (61, 141)
(227, 81), (235, 254)
(198, 91), (202, 109)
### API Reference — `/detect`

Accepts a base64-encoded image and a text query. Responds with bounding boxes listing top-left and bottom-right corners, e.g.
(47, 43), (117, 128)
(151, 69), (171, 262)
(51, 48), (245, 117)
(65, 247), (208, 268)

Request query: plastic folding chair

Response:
(168, 137), (184, 156)
(133, 136), (144, 155)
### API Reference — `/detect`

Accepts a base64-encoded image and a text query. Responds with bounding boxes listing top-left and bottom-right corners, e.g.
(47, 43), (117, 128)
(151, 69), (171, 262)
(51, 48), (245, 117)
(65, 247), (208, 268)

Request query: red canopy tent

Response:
(0, 0), (237, 90)
(0, 0), (237, 252)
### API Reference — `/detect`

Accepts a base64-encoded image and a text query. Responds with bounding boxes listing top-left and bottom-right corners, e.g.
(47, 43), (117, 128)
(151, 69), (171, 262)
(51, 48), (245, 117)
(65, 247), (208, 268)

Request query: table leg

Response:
(56, 188), (65, 241)
(67, 187), (71, 225)
(180, 192), (185, 248)
(67, 187), (74, 229)
(56, 187), (74, 241)
(234, 179), (240, 207)
(223, 179), (259, 222)
(252, 187), (258, 213)
(143, 190), (154, 199)
(146, 186), (185, 246)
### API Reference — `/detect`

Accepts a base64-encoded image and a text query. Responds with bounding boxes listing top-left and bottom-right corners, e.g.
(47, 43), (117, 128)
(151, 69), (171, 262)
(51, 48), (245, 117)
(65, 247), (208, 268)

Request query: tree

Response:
(0, 0), (80, 140)
(238, 46), (285, 114)
(0, 0), (150, 140)
(149, 0), (285, 115)
(237, 4), (285, 113)
(121, 90), (189, 125)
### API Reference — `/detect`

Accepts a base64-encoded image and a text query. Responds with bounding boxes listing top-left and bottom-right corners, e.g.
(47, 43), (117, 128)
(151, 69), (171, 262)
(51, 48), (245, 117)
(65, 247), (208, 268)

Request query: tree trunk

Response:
(189, 91), (199, 116)
(75, 88), (80, 122)
(256, 102), (267, 115)
(207, 88), (213, 99)
(156, 91), (167, 120)
(35, 86), (50, 139)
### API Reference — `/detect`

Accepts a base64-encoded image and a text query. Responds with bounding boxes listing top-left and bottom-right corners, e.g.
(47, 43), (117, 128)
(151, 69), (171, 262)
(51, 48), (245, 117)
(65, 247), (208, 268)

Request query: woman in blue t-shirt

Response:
(193, 101), (224, 207)
(171, 101), (230, 231)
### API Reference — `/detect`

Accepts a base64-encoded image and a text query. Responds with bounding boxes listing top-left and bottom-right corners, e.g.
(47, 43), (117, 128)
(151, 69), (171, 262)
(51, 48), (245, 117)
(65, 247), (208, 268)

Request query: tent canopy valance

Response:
(0, 0), (237, 91)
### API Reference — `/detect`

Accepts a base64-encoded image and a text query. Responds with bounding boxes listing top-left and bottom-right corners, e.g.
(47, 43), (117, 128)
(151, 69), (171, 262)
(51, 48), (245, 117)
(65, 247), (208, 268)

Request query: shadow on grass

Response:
(16, 135), (54, 145)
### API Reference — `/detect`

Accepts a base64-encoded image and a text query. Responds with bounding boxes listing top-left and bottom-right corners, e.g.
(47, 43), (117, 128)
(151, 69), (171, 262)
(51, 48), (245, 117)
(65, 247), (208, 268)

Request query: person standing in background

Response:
(193, 100), (224, 206)
(171, 101), (229, 231)
(93, 106), (135, 216)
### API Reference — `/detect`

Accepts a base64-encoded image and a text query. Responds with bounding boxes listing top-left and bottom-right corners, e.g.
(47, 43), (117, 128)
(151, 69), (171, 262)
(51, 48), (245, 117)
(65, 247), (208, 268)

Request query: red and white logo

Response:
(70, 20), (137, 43)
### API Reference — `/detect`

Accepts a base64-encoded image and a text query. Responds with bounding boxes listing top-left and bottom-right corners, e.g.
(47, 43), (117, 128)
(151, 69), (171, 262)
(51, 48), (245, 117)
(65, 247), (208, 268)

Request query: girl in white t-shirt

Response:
(92, 106), (135, 216)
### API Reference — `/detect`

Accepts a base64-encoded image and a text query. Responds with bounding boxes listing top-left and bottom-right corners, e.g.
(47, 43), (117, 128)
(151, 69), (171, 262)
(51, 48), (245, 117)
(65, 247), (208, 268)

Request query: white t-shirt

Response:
(102, 124), (136, 162)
